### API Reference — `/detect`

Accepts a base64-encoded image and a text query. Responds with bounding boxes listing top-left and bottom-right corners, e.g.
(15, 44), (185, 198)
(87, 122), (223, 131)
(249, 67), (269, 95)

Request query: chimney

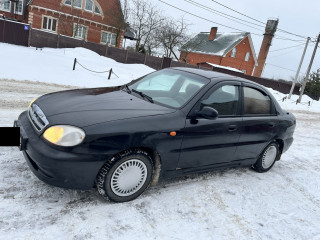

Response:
(253, 19), (279, 77)
(209, 27), (217, 41)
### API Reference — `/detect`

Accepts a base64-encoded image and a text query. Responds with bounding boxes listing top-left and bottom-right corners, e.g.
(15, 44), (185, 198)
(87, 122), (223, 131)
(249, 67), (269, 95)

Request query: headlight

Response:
(43, 125), (85, 147)
(28, 98), (37, 110)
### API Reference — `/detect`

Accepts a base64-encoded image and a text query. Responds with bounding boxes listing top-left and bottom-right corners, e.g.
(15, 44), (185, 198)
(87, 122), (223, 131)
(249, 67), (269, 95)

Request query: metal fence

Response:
(1, 19), (314, 99)
(0, 19), (29, 46)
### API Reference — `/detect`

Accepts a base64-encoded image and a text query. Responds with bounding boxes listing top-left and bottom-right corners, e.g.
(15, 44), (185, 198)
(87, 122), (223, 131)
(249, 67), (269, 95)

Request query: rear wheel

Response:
(252, 142), (279, 173)
(96, 150), (153, 202)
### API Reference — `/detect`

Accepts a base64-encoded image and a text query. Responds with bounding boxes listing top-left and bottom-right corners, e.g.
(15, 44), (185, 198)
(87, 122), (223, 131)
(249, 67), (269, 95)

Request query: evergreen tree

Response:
(305, 70), (320, 99)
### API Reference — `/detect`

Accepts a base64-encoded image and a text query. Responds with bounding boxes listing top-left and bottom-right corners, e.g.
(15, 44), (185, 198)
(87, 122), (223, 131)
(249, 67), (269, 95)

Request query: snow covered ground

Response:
(0, 43), (320, 239)
(0, 43), (154, 88)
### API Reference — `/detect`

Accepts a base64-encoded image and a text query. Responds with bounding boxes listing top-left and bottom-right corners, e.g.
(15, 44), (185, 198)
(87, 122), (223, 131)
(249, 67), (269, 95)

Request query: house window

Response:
(73, 0), (82, 8)
(85, 0), (93, 11)
(101, 32), (117, 46)
(74, 24), (87, 39)
(94, 5), (101, 14)
(63, 0), (102, 15)
(231, 48), (237, 58)
(245, 52), (250, 61)
(15, 0), (23, 14)
(0, 0), (11, 11)
(42, 16), (57, 32)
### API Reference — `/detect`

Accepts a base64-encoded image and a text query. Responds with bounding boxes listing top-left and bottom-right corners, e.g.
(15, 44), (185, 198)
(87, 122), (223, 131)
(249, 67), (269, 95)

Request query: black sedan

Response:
(15, 68), (296, 202)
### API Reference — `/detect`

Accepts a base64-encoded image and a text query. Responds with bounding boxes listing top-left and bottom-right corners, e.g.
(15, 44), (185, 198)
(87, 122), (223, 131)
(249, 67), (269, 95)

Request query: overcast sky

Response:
(147, 0), (320, 80)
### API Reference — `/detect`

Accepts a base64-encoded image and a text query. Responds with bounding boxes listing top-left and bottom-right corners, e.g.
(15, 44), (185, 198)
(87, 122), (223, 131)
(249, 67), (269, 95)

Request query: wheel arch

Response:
(99, 146), (162, 187)
(275, 139), (284, 160)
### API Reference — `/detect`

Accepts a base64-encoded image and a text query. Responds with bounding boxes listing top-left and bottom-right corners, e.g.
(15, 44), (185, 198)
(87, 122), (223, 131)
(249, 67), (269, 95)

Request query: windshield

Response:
(127, 69), (209, 108)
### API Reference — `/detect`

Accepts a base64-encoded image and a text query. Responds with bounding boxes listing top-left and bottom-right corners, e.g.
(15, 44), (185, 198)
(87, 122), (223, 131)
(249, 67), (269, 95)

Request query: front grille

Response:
(28, 104), (49, 132)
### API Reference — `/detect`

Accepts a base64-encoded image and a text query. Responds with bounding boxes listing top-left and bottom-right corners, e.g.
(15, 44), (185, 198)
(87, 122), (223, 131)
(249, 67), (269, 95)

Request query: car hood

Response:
(35, 88), (175, 128)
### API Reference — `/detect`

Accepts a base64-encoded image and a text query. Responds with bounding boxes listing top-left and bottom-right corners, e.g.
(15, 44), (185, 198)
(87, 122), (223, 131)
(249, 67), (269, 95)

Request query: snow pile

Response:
(268, 88), (320, 113)
(0, 43), (155, 88)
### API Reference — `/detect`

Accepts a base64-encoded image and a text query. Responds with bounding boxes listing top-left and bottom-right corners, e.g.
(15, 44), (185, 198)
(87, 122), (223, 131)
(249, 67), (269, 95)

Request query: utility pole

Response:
(298, 33), (320, 103)
(288, 37), (310, 99)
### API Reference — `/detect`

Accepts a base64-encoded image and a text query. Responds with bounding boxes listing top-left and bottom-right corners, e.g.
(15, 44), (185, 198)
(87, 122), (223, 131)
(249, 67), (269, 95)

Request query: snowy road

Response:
(0, 80), (320, 240)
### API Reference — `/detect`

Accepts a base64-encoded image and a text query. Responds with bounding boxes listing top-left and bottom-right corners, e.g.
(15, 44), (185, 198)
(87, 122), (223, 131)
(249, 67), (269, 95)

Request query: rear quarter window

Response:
(243, 87), (272, 115)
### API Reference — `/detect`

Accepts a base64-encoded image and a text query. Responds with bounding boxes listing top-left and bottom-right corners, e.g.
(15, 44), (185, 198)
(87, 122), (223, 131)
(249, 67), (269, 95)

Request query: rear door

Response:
(177, 81), (242, 169)
(236, 84), (279, 161)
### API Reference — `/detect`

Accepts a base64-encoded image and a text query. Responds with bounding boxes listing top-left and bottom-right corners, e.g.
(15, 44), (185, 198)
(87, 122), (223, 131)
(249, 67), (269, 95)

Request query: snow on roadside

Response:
(0, 43), (155, 88)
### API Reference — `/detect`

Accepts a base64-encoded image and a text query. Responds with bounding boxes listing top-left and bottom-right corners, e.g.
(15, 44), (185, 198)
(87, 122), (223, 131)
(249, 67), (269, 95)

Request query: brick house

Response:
(0, 0), (124, 48)
(180, 27), (258, 75)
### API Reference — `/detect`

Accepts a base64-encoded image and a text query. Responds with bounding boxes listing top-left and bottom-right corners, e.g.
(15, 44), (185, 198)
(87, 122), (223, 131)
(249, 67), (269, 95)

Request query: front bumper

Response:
(15, 111), (108, 190)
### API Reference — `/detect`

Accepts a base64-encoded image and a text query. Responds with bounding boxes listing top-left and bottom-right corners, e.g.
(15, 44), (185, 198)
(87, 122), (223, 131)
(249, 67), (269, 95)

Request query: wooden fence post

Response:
(105, 44), (109, 57)
(125, 50), (128, 63)
(2, 20), (6, 43)
(144, 54), (147, 65)
(57, 34), (60, 48)
(27, 25), (32, 47)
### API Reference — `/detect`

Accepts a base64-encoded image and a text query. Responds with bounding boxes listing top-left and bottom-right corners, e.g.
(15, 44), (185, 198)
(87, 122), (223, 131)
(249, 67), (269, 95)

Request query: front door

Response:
(177, 82), (242, 169)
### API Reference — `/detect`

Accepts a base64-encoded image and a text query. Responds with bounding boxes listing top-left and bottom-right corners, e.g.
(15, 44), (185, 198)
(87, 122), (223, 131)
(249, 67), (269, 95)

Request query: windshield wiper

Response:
(132, 89), (154, 103)
(122, 84), (131, 94)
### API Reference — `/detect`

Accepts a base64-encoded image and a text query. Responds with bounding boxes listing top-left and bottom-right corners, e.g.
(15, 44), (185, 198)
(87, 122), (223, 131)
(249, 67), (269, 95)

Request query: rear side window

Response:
(243, 87), (271, 115)
(201, 85), (239, 116)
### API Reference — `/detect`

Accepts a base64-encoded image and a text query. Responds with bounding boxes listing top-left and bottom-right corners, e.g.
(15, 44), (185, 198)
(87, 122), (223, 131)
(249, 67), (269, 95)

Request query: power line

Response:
(209, 0), (265, 24)
(268, 46), (306, 58)
(183, 0), (265, 31)
(265, 62), (304, 74)
(209, 0), (310, 40)
(269, 43), (306, 52)
(159, 0), (309, 43)
(158, 0), (260, 33)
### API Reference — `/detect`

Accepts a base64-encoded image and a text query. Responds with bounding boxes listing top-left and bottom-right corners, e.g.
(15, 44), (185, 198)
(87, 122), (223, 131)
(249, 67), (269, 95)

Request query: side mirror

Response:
(196, 106), (218, 120)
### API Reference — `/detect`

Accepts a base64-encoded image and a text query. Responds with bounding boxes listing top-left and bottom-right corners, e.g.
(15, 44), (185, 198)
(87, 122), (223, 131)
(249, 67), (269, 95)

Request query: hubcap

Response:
(262, 145), (277, 169)
(111, 159), (147, 197)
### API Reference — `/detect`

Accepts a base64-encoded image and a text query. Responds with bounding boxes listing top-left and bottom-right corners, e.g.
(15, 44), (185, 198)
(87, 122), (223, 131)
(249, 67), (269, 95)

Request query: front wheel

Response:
(96, 150), (154, 202)
(252, 142), (279, 173)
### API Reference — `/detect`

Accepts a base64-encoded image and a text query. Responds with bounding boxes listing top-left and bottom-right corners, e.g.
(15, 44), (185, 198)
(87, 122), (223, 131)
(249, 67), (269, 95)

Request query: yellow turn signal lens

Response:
(28, 98), (37, 110)
(43, 126), (64, 144)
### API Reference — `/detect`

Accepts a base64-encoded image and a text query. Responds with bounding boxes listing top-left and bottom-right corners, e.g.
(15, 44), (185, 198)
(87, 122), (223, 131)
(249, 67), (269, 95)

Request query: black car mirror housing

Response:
(196, 106), (218, 120)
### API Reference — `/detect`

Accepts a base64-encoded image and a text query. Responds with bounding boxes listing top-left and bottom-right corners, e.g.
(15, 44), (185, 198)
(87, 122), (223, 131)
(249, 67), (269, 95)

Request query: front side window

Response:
(231, 48), (237, 58)
(128, 69), (209, 108)
(74, 24), (87, 39)
(85, 0), (93, 11)
(42, 16), (57, 32)
(243, 87), (271, 115)
(101, 32), (117, 46)
(201, 85), (239, 116)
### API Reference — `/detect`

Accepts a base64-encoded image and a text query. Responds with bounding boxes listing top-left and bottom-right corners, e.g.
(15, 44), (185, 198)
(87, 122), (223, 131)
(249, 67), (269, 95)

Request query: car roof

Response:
(171, 67), (253, 84)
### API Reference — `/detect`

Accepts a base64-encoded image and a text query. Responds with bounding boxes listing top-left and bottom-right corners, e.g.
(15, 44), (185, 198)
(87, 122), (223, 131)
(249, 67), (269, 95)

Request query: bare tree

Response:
(157, 17), (190, 61)
(128, 0), (164, 52)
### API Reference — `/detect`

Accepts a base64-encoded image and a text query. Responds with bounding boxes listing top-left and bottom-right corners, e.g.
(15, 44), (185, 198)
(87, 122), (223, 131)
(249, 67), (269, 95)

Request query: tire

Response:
(96, 149), (154, 202)
(252, 142), (279, 173)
